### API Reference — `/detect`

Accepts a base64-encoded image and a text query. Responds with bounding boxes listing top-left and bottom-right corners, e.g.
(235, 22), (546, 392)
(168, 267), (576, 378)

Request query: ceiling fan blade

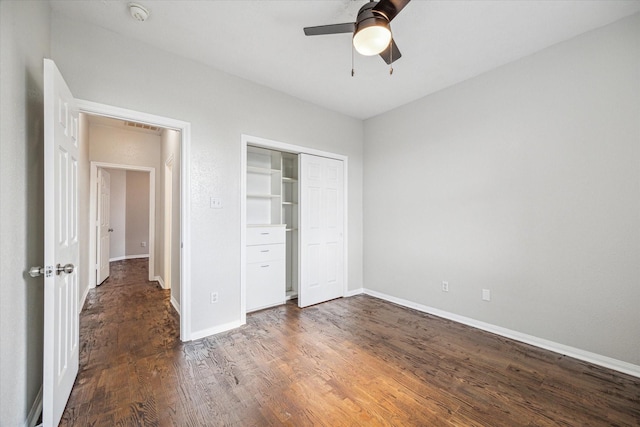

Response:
(304, 22), (356, 36)
(373, 0), (411, 22)
(379, 39), (402, 64)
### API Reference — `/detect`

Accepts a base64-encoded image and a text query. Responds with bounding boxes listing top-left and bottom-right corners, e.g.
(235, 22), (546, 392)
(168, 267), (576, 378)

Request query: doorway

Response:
(78, 100), (192, 341)
(92, 163), (155, 284)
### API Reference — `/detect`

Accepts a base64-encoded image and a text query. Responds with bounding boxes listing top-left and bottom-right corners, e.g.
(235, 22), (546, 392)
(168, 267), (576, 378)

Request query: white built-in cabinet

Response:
(246, 226), (285, 312)
(246, 146), (298, 312)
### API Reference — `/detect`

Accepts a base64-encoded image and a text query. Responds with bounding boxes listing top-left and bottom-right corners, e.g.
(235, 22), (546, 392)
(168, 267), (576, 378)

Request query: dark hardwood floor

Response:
(60, 259), (640, 426)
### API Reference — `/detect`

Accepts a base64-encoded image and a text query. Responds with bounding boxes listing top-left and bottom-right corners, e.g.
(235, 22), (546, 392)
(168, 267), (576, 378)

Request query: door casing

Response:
(164, 155), (174, 290)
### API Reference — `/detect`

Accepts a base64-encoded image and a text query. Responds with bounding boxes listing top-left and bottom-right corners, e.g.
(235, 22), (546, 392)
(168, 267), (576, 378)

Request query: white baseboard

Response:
(79, 283), (90, 313)
(170, 295), (180, 315)
(189, 320), (244, 341)
(109, 254), (149, 262)
(154, 276), (166, 288)
(344, 287), (364, 297)
(25, 385), (42, 427)
(355, 289), (640, 379)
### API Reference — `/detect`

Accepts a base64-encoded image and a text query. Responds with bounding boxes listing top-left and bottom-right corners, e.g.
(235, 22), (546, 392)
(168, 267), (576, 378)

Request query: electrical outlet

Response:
(482, 289), (491, 301)
(442, 281), (449, 292)
(210, 292), (218, 304)
(210, 197), (223, 209)
(141, 241), (146, 248)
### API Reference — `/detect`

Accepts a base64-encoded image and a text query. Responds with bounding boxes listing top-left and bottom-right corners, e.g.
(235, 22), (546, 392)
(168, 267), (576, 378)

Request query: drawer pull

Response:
(260, 250), (270, 253)
(261, 265), (270, 268)
(260, 232), (270, 235)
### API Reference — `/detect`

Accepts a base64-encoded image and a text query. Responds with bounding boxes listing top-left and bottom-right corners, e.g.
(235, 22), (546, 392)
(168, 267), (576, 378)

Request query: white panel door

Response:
(43, 59), (80, 427)
(97, 168), (111, 285)
(299, 154), (344, 308)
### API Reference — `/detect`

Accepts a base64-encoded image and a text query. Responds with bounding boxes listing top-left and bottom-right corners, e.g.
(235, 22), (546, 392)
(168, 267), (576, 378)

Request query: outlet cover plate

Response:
(210, 197), (223, 209)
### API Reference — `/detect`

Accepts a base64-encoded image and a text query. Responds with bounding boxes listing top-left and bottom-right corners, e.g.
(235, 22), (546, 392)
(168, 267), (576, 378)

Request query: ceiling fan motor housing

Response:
(355, 2), (390, 34)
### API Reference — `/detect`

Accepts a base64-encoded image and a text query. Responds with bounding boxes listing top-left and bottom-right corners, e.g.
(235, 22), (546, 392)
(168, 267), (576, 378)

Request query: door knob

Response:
(56, 263), (75, 275)
(108, 228), (114, 232)
(29, 265), (53, 278)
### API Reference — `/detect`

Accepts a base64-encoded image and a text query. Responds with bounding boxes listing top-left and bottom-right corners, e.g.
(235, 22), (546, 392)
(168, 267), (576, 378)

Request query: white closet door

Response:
(298, 154), (344, 308)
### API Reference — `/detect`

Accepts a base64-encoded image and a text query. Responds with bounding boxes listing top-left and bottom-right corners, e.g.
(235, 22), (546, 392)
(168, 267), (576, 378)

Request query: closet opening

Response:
(240, 135), (348, 322)
(246, 146), (299, 311)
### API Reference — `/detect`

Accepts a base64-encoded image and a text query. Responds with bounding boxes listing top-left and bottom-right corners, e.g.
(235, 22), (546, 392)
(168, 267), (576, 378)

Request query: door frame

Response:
(79, 99), (192, 341)
(164, 155), (174, 290)
(91, 163), (156, 281)
(240, 134), (349, 324)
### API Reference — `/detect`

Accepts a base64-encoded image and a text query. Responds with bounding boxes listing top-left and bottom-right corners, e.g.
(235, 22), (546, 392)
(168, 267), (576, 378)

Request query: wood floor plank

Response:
(59, 259), (640, 426)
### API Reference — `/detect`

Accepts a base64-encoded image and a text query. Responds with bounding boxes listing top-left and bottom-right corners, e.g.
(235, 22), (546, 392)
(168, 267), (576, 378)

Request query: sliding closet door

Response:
(299, 154), (344, 308)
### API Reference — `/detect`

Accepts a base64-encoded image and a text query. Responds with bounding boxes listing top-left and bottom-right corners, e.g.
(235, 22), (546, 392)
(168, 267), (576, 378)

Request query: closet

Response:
(244, 140), (345, 313)
(245, 146), (298, 312)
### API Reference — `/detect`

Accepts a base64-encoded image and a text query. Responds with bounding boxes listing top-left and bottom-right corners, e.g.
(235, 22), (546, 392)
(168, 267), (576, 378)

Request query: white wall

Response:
(108, 169), (127, 260)
(364, 14), (640, 367)
(51, 13), (365, 336)
(0, 1), (50, 425)
(125, 171), (150, 257)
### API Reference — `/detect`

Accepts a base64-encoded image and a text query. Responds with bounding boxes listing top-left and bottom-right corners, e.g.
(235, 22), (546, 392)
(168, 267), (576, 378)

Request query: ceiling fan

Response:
(303, 0), (411, 65)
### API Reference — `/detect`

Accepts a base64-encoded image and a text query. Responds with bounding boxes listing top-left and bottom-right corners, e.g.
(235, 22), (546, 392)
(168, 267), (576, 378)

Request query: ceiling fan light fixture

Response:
(353, 18), (391, 56)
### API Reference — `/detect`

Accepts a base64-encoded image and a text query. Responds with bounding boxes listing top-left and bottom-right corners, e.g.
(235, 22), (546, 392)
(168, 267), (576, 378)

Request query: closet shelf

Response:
(247, 165), (281, 175)
(282, 202), (297, 205)
(247, 193), (281, 199)
(282, 177), (298, 183)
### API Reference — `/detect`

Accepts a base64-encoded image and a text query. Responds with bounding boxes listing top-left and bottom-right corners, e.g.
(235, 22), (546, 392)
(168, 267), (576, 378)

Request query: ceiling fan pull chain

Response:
(389, 29), (394, 75)
(351, 41), (355, 77)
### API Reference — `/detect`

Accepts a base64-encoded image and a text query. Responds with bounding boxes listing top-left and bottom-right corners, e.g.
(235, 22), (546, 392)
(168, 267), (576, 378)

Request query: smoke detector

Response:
(129, 3), (150, 22)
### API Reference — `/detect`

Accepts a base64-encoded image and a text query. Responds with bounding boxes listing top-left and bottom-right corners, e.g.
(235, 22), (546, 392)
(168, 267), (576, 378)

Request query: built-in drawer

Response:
(247, 226), (285, 246)
(246, 259), (285, 312)
(247, 243), (284, 263)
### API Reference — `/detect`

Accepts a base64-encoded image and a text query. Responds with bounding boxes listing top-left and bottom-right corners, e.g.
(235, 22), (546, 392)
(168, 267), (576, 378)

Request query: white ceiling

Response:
(50, 0), (640, 120)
